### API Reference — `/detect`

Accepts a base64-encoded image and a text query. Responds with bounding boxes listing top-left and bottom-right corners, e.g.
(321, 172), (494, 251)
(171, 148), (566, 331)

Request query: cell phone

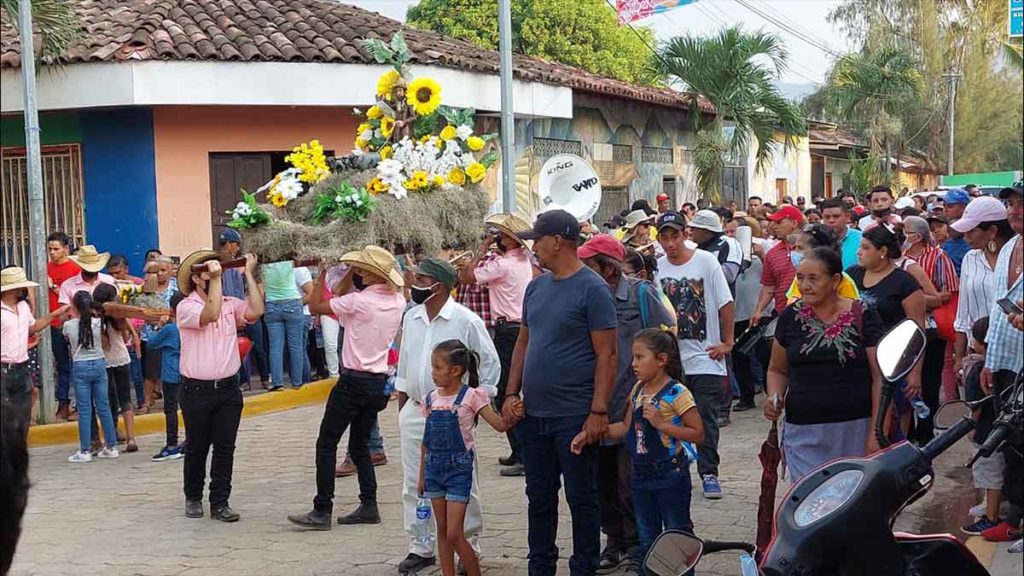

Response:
(996, 297), (1023, 315)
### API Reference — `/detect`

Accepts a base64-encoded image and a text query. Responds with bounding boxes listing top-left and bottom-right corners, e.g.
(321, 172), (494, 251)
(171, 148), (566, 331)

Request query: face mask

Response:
(873, 207), (891, 217)
(901, 235), (917, 252)
(410, 283), (439, 305)
(790, 251), (804, 267)
(352, 274), (366, 291)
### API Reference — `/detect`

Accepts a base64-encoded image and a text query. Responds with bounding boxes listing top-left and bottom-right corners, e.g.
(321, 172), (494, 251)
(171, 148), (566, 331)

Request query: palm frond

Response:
(1, 0), (83, 63)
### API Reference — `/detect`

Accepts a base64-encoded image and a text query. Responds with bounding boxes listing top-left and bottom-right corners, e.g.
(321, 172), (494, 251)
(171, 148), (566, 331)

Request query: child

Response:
(148, 292), (185, 461)
(417, 340), (514, 576)
(64, 291), (119, 463)
(92, 283), (139, 452)
(573, 328), (703, 574)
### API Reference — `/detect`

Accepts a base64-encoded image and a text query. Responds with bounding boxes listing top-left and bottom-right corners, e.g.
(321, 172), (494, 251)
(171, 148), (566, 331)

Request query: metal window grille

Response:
(1, 145), (86, 268)
(594, 187), (629, 228)
(533, 137), (582, 158)
(641, 146), (674, 164)
(612, 144), (634, 163)
(722, 166), (749, 206)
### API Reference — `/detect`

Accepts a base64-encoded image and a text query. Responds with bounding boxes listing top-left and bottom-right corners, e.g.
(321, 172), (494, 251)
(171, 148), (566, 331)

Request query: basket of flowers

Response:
(100, 283), (172, 321)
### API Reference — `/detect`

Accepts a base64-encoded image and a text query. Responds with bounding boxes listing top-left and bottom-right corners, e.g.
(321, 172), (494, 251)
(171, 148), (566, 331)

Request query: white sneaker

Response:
(97, 447), (120, 459)
(68, 451), (93, 463)
(969, 500), (1014, 519)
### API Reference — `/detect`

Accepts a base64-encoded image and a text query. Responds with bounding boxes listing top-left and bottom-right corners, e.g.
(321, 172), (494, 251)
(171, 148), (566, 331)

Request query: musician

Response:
(620, 209), (663, 257)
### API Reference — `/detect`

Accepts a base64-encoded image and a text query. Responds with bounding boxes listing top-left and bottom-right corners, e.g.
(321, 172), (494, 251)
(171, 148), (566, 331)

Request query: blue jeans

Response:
(632, 463), (694, 575)
(518, 414), (600, 575)
(51, 326), (71, 404)
(129, 349), (143, 407)
(244, 320), (270, 381)
(265, 299), (306, 388)
(302, 315), (313, 384)
(72, 359), (117, 451)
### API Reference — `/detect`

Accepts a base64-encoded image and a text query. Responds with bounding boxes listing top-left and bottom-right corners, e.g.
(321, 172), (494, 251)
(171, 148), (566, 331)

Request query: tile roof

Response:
(0, 0), (713, 113)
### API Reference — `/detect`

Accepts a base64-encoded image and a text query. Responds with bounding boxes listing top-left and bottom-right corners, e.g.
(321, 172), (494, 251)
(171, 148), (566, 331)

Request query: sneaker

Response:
(1010, 539), (1023, 553)
(597, 546), (628, 573)
(733, 401), (756, 412)
(969, 500), (1013, 519)
(702, 474), (723, 499)
(68, 450), (93, 463)
(962, 516), (999, 535)
(97, 447), (120, 459)
(717, 415), (732, 427)
(981, 521), (1023, 542)
(397, 553), (435, 573)
(152, 445), (183, 462)
(500, 462), (526, 477)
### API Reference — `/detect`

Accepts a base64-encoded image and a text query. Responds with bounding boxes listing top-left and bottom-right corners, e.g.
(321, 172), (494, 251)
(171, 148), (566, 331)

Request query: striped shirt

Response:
(910, 244), (959, 294)
(761, 242), (796, 313)
(985, 236), (1023, 374)
(954, 249), (996, 336)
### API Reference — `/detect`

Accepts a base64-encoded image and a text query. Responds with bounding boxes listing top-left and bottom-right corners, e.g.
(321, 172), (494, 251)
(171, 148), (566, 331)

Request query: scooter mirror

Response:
(645, 530), (703, 576)
(934, 400), (972, 430)
(876, 319), (926, 382)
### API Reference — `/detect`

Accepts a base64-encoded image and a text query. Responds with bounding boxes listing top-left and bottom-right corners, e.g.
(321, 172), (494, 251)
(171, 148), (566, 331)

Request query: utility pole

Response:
(943, 73), (961, 176)
(498, 0), (515, 213)
(18, 0), (56, 423)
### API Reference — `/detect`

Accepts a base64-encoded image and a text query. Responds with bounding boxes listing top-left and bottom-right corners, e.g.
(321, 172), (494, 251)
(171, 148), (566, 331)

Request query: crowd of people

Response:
(1, 181), (1022, 575)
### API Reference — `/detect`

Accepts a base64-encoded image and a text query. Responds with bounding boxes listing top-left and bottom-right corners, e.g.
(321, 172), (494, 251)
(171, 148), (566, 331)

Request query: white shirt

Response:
(395, 298), (499, 404)
(293, 266), (313, 316)
(954, 249), (996, 338)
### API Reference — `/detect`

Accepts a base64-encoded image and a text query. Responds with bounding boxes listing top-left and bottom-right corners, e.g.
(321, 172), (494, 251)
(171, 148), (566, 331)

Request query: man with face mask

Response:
(858, 186), (903, 231)
(392, 258), (499, 574)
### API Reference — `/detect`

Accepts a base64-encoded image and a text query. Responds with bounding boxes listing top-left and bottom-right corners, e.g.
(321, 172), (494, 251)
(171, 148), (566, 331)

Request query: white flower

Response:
(456, 125), (473, 140)
(355, 199), (363, 207)
(353, 108), (363, 116)
(360, 129), (373, 142)
(335, 195), (343, 203)
(351, 148), (365, 156)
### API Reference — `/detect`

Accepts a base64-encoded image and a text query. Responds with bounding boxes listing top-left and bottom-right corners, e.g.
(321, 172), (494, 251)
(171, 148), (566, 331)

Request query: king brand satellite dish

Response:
(537, 154), (602, 223)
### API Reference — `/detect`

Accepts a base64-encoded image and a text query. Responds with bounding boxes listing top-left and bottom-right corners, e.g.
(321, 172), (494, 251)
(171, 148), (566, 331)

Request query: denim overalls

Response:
(629, 380), (695, 574)
(422, 385), (475, 503)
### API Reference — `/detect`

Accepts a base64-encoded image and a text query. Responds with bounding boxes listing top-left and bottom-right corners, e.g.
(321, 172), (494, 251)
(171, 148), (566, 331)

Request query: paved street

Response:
(8, 398), (1005, 575)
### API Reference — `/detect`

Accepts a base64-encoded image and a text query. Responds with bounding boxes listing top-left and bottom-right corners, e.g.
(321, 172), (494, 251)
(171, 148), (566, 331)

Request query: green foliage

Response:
(844, 153), (883, 197)
(438, 105), (476, 128)
(313, 183), (377, 224)
(692, 130), (729, 205)
(407, 0), (662, 85)
(412, 112), (440, 139)
(363, 30), (412, 75)
(226, 190), (272, 229)
(1, 0), (83, 64)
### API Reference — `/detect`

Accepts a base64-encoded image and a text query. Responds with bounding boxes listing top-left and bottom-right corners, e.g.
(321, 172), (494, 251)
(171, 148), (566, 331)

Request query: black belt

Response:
(1, 361), (28, 373)
(494, 317), (521, 328)
(182, 375), (238, 389)
(339, 368), (387, 379)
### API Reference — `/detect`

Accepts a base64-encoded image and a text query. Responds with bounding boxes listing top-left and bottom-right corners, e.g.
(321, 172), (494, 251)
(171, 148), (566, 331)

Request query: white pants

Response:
(321, 316), (340, 378)
(399, 400), (483, 558)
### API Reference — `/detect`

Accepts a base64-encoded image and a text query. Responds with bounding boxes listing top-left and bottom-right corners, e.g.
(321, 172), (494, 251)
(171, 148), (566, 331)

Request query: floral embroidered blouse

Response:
(775, 299), (884, 425)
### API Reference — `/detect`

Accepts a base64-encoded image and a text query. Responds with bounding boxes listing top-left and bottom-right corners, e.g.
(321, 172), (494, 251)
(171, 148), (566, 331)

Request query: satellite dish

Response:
(537, 154), (601, 223)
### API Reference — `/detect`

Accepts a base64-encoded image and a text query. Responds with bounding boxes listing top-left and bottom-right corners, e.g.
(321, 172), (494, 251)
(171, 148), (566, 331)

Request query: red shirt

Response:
(47, 259), (81, 326)
(761, 242), (796, 313)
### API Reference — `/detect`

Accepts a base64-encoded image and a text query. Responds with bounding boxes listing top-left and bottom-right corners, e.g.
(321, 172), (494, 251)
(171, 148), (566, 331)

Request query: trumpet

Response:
(630, 242), (657, 256)
(448, 251), (474, 265)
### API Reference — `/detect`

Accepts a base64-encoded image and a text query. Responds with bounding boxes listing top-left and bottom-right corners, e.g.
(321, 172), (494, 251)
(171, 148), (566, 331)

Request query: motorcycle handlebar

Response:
(921, 417), (975, 462)
(702, 540), (757, 555)
(976, 421), (1012, 460)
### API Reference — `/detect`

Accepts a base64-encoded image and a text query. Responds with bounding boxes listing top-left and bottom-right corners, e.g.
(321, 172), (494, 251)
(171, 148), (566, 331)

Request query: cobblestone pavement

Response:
(10, 399), (976, 576)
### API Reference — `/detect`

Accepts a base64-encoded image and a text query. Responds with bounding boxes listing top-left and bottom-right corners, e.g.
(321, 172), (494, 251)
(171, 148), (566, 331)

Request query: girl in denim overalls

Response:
(417, 340), (514, 576)
(573, 329), (703, 574)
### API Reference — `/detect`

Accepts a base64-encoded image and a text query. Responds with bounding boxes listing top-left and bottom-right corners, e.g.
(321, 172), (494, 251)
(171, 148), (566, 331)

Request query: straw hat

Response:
(69, 245), (110, 273)
(485, 213), (532, 249)
(177, 250), (220, 295)
(621, 209), (656, 242)
(738, 215), (763, 238)
(0, 266), (39, 293)
(340, 245), (405, 289)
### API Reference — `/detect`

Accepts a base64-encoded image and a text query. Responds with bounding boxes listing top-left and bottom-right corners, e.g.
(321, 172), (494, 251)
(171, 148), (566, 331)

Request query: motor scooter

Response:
(642, 318), (1023, 575)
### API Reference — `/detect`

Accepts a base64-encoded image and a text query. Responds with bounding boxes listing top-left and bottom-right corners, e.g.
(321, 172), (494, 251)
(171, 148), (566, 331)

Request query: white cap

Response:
(688, 210), (724, 233)
(951, 197), (1008, 233)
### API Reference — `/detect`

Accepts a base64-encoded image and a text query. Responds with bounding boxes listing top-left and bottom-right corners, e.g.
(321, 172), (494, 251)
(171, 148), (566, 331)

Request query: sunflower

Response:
(368, 177), (389, 195)
(447, 168), (467, 186)
(410, 170), (430, 188)
(380, 116), (396, 138)
(377, 70), (401, 98)
(467, 136), (485, 151)
(355, 137), (368, 149)
(466, 162), (486, 183)
(379, 145), (393, 159)
(269, 193), (288, 207)
(407, 77), (442, 116)
(439, 124), (457, 141)
(432, 175), (445, 188)
(357, 122), (371, 134)
(366, 105), (383, 119)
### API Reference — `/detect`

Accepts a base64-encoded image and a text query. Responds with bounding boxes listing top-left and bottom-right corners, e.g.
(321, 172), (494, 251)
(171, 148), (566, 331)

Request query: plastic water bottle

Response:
(911, 397), (931, 420)
(413, 497), (432, 547)
(740, 553), (759, 576)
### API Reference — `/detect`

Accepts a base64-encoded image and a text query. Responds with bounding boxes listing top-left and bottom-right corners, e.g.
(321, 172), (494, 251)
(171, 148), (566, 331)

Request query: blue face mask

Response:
(790, 250), (804, 267)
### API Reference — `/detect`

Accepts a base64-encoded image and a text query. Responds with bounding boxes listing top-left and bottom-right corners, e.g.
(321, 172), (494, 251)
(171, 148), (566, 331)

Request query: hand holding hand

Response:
(581, 412), (609, 443)
(570, 431), (588, 455)
(501, 396), (523, 425)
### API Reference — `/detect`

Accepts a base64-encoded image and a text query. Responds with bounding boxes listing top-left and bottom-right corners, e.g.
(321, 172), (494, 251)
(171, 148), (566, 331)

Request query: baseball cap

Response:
(656, 193), (670, 202)
(951, 196), (1009, 233)
(410, 257), (459, 288)
(925, 214), (948, 225)
(656, 211), (687, 232)
(894, 197), (916, 210)
(767, 204), (804, 222)
(518, 209), (580, 241)
(688, 209), (724, 233)
(998, 182), (1023, 199)
(218, 228), (242, 245)
(578, 234), (626, 262)
(943, 188), (969, 205)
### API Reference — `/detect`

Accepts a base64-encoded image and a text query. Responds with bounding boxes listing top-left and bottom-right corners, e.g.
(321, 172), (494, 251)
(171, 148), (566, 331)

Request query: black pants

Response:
(597, 443), (637, 553)
(912, 334), (946, 445)
(313, 370), (390, 513)
(492, 323), (520, 460)
(733, 320), (756, 405)
(180, 376), (243, 507)
(163, 381), (180, 446)
(1, 362), (31, 431)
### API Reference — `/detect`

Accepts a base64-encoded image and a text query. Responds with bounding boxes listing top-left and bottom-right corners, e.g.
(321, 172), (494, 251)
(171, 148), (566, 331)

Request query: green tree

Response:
(0, 0), (81, 63)
(406, 0), (660, 84)
(655, 27), (806, 202)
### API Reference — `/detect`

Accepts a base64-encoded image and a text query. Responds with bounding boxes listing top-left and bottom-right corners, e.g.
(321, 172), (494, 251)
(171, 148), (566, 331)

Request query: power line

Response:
(732, 0), (843, 58)
(750, 0), (842, 56)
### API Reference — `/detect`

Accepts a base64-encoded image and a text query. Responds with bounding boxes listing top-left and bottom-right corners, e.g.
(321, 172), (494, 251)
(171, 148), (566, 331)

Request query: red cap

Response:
(578, 234), (626, 262)
(767, 204), (804, 223)
(656, 193), (670, 202)
(852, 205), (867, 216)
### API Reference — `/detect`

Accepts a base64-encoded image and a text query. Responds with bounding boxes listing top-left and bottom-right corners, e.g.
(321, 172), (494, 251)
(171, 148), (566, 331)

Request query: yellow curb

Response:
(965, 535), (997, 567)
(28, 378), (334, 447)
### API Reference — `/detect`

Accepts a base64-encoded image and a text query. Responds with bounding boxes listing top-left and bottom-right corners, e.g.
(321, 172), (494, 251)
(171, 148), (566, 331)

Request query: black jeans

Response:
(912, 334), (946, 445)
(597, 443), (637, 553)
(50, 326), (72, 404)
(180, 376), (243, 507)
(1, 362), (31, 427)
(688, 374), (722, 477)
(492, 323), (521, 460)
(163, 381), (180, 446)
(313, 370), (390, 513)
(733, 320), (756, 405)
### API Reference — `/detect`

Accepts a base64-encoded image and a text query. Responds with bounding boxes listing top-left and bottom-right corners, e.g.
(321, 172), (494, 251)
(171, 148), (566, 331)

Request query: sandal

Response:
(126, 442), (139, 453)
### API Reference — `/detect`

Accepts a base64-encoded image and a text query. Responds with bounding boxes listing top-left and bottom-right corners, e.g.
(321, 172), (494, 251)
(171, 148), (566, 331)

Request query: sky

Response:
(347, 0), (856, 88)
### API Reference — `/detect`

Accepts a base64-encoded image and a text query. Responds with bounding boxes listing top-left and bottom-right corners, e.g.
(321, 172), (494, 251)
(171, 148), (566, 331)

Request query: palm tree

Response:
(1, 0), (81, 63)
(657, 27), (806, 203)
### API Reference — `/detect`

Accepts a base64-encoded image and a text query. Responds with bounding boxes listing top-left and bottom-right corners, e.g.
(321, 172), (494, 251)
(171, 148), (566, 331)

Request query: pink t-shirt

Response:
(1, 300), (33, 364)
(420, 386), (491, 452)
(473, 247), (533, 322)
(176, 292), (249, 380)
(58, 273), (116, 305)
(329, 284), (405, 374)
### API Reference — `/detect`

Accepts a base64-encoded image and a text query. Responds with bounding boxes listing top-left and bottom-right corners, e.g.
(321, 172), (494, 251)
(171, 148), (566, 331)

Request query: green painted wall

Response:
(941, 171), (1022, 187)
(0, 112), (81, 147)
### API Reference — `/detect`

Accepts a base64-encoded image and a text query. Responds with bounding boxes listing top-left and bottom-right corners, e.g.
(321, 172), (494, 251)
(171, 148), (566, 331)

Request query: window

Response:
(662, 177), (677, 210)
(641, 146), (674, 164)
(612, 144), (634, 163)
(1, 145), (86, 267)
(722, 166), (748, 207)
(594, 187), (629, 229)
(533, 137), (582, 158)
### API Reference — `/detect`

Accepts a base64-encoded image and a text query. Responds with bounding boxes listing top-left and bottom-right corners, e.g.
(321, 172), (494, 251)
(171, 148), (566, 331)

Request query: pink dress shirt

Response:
(58, 273), (116, 305)
(329, 284), (405, 374)
(176, 292), (249, 380)
(473, 247), (533, 322)
(1, 300), (33, 364)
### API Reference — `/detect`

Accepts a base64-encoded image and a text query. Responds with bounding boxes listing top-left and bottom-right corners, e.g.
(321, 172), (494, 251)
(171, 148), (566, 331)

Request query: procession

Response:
(2, 1), (1023, 575)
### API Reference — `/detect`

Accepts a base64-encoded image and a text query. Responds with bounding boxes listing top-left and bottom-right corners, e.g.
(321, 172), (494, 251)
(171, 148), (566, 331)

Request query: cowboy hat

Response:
(485, 213), (532, 249)
(340, 245), (405, 289)
(621, 209), (656, 242)
(0, 266), (39, 293)
(69, 245), (110, 273)
(177, 250), (220, 295)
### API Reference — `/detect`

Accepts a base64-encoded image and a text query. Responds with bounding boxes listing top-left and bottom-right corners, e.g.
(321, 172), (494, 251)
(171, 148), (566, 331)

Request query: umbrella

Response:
(755, 415), (782, 556)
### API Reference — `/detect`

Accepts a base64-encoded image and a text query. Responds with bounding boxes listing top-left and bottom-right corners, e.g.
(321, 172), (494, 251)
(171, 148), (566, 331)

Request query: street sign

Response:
(1012, 0), (1023, 38)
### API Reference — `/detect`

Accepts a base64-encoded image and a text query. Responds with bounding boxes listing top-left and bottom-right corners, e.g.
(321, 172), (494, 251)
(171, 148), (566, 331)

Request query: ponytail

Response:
(72, 291), (96, 350)
(91, 283), (125, 332)
(433, 339), (481, 388)
(633, 328), (685, 382)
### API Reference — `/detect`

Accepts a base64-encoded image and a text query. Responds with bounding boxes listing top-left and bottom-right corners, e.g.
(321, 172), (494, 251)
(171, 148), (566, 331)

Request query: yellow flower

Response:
(355, 137), (368, 149)
(411, 170), (429, 187)
(419, 134), (433, 144)
(380, 116), (396, 138)
(376, 70), (401, 98)
(285, 140), (330, 184)
(270, 193), (287, 207)
(366, 106), (383, 119)
(447, 168), (466, 186)
(432, 175), (445, 187)
(407, 77), (442, 116)
(357, 123), (371, 134)
(467, 136), (485, 151)
(368, 177), (389, 195)
(379, 145), (392, 159)
(466, 162), (486, 183)
(439, 125), (457, 141)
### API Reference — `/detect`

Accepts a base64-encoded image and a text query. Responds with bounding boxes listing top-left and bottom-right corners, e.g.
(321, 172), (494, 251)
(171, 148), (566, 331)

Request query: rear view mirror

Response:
(645, 530), (703, 576)
(934, 400), (972, 430)
(876, 319), (926, 382)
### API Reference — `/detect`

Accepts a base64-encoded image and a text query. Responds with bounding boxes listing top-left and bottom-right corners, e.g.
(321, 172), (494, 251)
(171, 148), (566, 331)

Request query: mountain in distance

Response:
(777, 82), (819, 102)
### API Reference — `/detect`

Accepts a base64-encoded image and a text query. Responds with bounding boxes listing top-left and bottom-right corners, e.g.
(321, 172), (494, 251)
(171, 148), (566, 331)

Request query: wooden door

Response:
(209, 153), (273, 244)
(775, 178), (788, 199)
(825, 173), (833, 198)
(811, 155), (825, 197)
